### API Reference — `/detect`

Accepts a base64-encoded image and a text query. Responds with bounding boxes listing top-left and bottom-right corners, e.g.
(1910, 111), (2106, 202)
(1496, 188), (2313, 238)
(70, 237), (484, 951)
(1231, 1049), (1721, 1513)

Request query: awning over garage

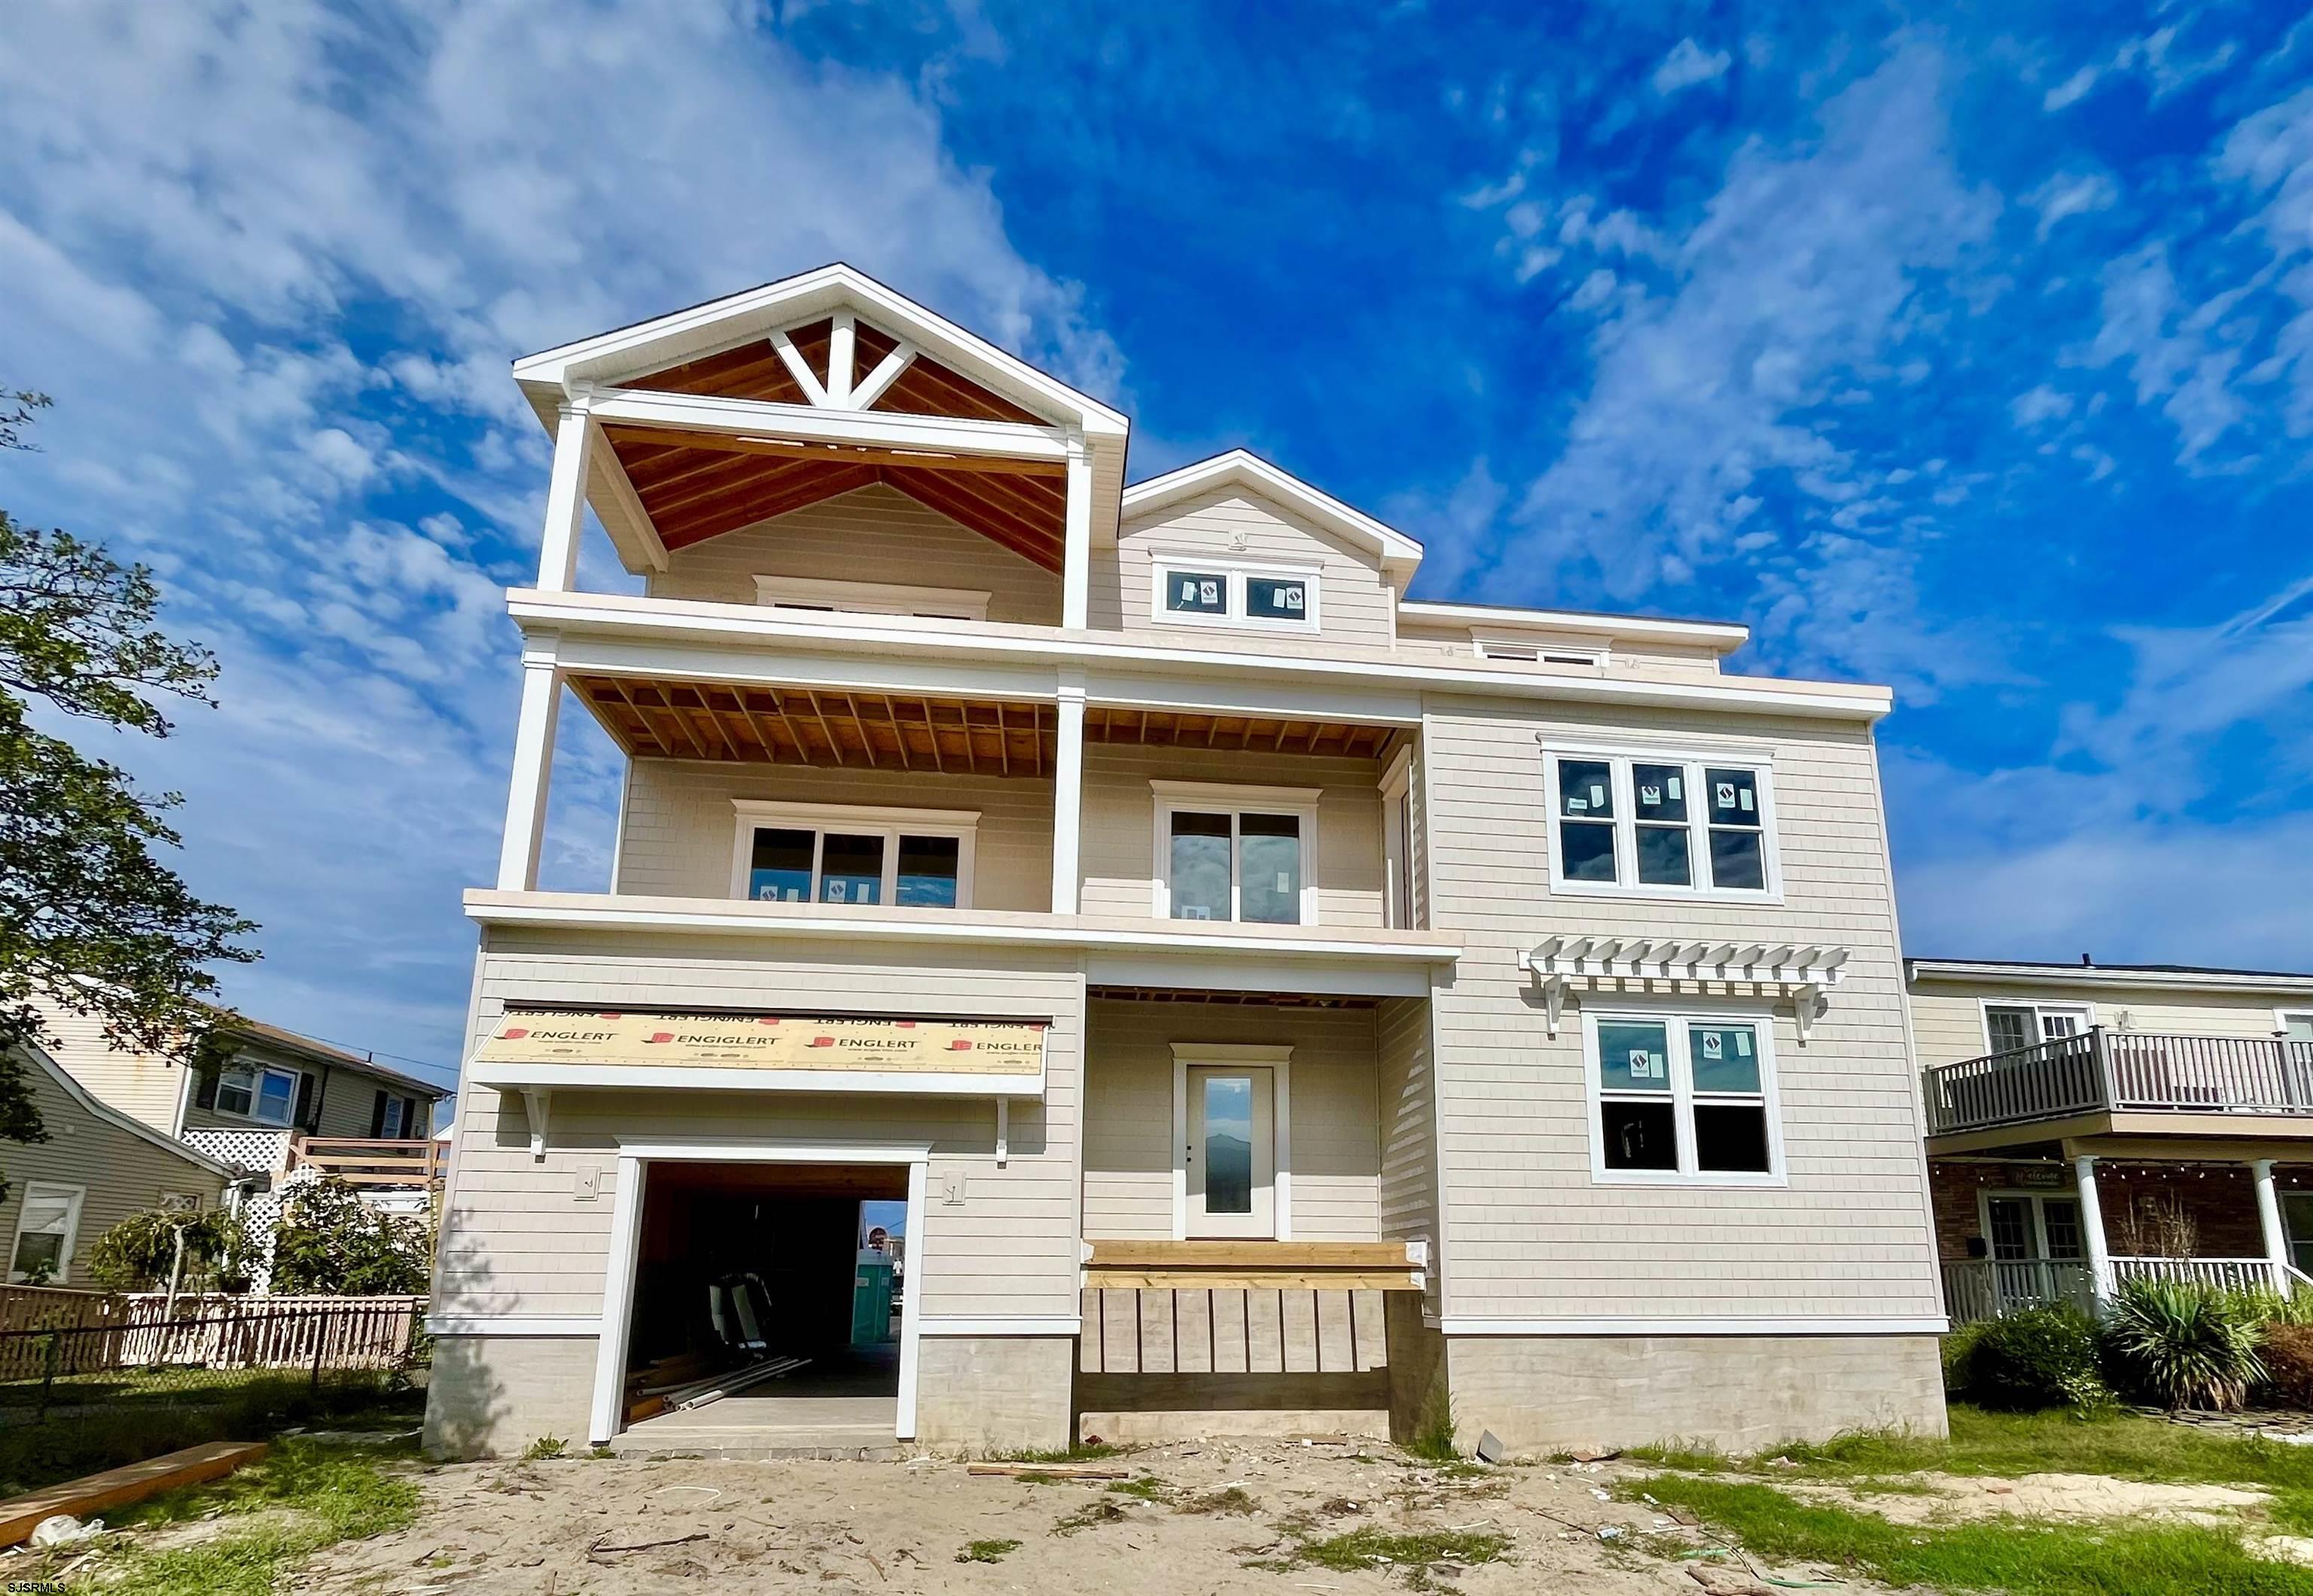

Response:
(468, 1009), (1047, 1097)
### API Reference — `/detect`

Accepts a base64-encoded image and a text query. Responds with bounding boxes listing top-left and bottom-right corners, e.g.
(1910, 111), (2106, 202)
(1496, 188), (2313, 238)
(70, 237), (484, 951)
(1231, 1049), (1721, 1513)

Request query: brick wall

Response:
(1927, 1159), (2291, 1262)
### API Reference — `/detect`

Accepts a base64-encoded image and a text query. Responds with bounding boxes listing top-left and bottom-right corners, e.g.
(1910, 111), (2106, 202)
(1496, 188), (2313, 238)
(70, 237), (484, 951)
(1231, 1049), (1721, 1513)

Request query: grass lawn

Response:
(1624, 1404), (2313, 1596)
(28, 1436), (422, 1596)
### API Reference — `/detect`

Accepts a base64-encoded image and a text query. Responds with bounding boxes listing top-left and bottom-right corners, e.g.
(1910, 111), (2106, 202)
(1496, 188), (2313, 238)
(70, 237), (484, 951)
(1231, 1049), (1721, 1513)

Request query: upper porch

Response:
(1923, 1026), (2313, 1150)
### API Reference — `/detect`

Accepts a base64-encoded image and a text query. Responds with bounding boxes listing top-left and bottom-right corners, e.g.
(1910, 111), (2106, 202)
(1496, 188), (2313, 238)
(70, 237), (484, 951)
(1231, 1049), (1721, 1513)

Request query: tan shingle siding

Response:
(1097, 489), (1396, 648)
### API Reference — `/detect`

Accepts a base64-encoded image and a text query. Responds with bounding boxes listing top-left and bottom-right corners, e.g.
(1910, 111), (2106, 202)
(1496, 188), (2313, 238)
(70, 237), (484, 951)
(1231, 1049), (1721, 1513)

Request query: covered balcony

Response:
(1923, 1027), (2313, 1144)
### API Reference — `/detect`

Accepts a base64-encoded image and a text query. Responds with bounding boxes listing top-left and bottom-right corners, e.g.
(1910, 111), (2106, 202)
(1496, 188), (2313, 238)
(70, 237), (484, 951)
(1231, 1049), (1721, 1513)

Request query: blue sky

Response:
(5, 2), (2311, 1083)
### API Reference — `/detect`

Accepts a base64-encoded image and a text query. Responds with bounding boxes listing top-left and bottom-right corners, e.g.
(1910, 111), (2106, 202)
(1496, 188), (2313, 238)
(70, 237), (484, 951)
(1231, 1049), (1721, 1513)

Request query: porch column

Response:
(2074, 1155), (2113, 1304)
(2254, 1158), (2290, 1294)
(1061, 434), (1092, 629)
(495, 643), (562, 891)
(1050, 677), (1086, 914)
(536, 394), (597, 592)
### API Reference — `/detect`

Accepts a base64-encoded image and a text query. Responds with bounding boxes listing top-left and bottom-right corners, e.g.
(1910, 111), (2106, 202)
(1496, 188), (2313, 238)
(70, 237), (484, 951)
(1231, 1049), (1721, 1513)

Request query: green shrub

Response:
(2226, 1284), (2313, 1327)
(87, 1207), (254, 1293)
(1966, 1306), (2110, 1413)
(1940, 1321), (1991, 1396)
(270, 1177), (434, 1296)
(2102, 1277), (2265, 1412)
(2263, 1322), (2313, 1409)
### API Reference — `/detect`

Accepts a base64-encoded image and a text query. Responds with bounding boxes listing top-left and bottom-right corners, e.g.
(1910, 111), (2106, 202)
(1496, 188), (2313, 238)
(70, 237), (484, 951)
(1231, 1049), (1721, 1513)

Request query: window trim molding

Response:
(1976, 1187), (2086, 1262)
(2278, 1007), (2313, 1039)
(752, 574), (992, 622)
(9, 1180), (87, 1284)
(729, 800), (982, 909)
(1170, 1042), (1294, 1241)
(1149, 780), (1322, 925)
(1147, 553), (1323, 634)
(1472, 632), (1610, 669)
(1380, 746), (1414, 931)
(1977, 998), (2094, 1054)
(1582, 1003), (1787, 1188)
(1541, 742), (1784, 904)
(215, 1061), (303, 1128)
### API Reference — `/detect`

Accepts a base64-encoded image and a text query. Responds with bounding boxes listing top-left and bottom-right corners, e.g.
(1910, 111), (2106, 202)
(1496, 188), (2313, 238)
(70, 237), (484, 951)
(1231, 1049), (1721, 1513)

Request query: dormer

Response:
(509, 263), (1130, 627)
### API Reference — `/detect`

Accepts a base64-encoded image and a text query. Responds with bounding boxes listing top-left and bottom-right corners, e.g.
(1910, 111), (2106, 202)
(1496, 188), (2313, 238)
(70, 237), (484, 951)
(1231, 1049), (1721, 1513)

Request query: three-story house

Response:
(425, 264), (1947, 1457)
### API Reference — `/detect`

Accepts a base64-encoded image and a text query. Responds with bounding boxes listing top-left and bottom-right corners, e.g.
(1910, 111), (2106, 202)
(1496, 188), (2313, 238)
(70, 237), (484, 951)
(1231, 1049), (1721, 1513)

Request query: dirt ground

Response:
(1784, 1469), (2272, 1527)
(289, 1439), (1850, 1596)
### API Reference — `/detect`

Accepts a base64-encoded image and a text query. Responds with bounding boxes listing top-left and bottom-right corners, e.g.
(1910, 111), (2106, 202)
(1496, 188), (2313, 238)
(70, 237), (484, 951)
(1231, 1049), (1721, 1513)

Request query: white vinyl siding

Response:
(1908, 981), (2313, 1065)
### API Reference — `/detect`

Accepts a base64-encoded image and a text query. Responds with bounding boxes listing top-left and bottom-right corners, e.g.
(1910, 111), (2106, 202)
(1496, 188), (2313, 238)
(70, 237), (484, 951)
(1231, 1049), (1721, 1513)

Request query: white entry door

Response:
(1185, 1065), (1275, 1238)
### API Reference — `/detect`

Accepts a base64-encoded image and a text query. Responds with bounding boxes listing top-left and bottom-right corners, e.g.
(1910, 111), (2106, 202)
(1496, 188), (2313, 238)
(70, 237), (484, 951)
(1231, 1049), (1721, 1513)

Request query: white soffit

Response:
(1518, 934), (1853, 1043)
(1118, 449), (1424, 578)
(510, 261), (1129, 441)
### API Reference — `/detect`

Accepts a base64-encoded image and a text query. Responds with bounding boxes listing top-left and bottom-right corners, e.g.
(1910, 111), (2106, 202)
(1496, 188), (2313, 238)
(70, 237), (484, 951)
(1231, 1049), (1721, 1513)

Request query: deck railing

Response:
(1922, 1029), (2313, 1135)
(284, 1135), (447, 1187)
(1942, 1256), (2290, 1325)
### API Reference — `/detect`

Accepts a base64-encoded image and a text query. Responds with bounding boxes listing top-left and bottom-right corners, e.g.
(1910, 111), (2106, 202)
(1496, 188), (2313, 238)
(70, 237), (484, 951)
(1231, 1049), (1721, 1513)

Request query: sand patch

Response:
(1787, 1470), (2269, 1527)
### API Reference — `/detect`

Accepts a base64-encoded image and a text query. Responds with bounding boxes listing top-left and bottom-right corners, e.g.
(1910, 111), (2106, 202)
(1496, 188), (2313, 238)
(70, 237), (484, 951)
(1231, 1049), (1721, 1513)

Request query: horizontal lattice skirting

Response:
(1079, 1288), (1388, 1375)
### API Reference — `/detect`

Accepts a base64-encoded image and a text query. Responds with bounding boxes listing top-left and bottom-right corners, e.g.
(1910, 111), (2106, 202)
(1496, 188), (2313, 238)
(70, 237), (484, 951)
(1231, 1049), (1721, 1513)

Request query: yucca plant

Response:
(2103, 1277), (2266, 1412)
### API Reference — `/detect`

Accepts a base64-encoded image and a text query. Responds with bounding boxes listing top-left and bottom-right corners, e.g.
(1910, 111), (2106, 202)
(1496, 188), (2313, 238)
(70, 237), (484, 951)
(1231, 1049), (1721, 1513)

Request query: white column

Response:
(1061, 435), (1092, 629)
(495, 647), (562, 891)
(536, 397), (597, 592)
(1050, 678), (1086, 914)
(2254, 1158), (2290, 1294)
(826, 312), (855, 406)
(2074, 1154), (2112, 1304)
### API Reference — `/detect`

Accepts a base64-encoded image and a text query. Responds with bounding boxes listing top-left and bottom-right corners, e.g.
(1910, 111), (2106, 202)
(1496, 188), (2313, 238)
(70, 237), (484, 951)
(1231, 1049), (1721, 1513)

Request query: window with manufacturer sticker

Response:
(1592, 1016), (1778, 1180)
(1547, 754), (1775, 897)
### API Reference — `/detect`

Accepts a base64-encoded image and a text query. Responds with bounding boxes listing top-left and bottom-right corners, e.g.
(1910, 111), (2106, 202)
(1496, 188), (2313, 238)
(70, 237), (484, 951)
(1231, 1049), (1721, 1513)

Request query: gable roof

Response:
(227, 1019), (452, 1101)
(511, 262), (1129, 440)
(11, 1040), (237, 1181)
(1117, 450), (1425, 583)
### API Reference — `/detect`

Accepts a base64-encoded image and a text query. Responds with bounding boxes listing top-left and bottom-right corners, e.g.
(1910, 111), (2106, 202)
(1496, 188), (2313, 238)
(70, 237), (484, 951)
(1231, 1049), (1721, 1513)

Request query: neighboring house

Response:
(426, 263), (1945, 1459)
(35, 1002), (450, 1168)
(1909, 957), (2313, 1324)
(1, 1041), (233, 1285)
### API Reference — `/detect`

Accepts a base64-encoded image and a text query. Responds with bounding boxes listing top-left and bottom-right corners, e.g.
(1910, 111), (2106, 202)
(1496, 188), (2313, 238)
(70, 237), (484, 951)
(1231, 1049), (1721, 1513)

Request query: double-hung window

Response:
(730, 802), (979, 909)
(9, 1183), (85, 1283)
(1152, 782), (1319, 925)
(1588, 1011), (1781, 1183)
(1545, 749), (1778, 898)
(216, 1063), (302, 1127)
(1150, 556), (1320, 632)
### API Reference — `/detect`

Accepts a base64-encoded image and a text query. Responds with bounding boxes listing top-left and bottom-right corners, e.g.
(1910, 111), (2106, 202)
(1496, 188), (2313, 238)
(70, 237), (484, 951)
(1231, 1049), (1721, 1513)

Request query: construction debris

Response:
(964, 1463), (1130, 1481)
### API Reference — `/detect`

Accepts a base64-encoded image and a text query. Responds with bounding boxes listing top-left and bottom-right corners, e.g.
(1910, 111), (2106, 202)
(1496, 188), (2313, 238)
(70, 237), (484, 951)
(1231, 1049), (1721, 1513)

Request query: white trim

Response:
(6, 1041), (236, 1180)
(1582, 1004), (1787, 1188)
(1437, 1316), (1949, 1336)
(428, 1315), (599, 1338)
(1975, 1186), (2089, 1262)
(753, 575), (992, 622)
(1977, 998), (2093, 1053)
(1472, 633), (1609, 670)
(730, 800), (980, 910)
(1909, 959), (2313, 998)
(1051, 678), (1086, 915)
(584, 387), (1073, 463)
(9, 1181), (87, 1284)
(850, 340), (918, 410)
(213, 1061), (303, 1128)
(588, 1138), (932, 1446)
(1120, 450), (1422, 576)
(1542, 744), (1784, 904)
(466, 888), (1458, 964)
(1397, 598), (1749, 651)
(508, 587), (1897, 723)
(916, 1315), (1081, 1337)
(1150, 780), (1322, 926)
(1147, 554), (1322, 635)
(769, 328), (831, 407)
(515, 263), (1130, 437)
(1380, 747), (1414, 932)
(1172, 1043), (1293, 1240)
(2278, 1008), (2313, 1038)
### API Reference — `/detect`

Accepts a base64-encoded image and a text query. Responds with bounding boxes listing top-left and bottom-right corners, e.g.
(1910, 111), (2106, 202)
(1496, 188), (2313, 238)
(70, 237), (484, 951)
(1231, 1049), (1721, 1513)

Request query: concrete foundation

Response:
(913, 1335), (1075, 1451)
(424, 1335), (600, 1460)
(1442, 1333), (1948, 1455)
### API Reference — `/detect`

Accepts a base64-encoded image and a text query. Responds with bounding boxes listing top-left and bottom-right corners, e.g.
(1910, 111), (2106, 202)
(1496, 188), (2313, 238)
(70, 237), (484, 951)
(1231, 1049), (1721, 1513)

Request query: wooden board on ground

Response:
(0, 1440), (267, 1546)
(965, 1463), (1129, 1481)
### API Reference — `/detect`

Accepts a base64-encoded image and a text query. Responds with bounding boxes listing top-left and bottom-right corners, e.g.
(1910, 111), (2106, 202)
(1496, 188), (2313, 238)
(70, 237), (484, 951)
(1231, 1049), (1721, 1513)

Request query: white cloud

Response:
(1653, 38), (1732, 96)
(2009, 384), (2074, 426)
(2043, 65), (2100, 111)
(2025, 170), (2119, 239)
(0, 0), (1117, 1068)
(2083, 242), (2252, 463)
(2217, 86), (2313, 437)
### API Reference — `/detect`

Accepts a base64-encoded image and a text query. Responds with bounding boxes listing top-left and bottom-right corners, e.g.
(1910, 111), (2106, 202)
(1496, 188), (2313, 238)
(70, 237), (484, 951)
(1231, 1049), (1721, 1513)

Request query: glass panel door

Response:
(2285, 1193), (2313, 1276)
(1185, 1065), (1275, 1238)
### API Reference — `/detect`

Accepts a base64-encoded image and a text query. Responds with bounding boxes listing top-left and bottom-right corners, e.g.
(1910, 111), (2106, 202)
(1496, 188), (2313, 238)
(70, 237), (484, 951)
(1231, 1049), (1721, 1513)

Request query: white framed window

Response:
(1543, 746), (1781, 900)
(1380, 746), (1416, 930)
(216, 1063), (302, 1127)
(10, 1183), (86, 1284)
(1977, 1190), (2087, 1262)
(1148, 555), (1321, 632)
(730, 801), (980, 909)
(752, 575), (992, 622)
(1980, 1002), (2092, 1055)
(1172, 1043), (1292, 1238)
(1473, 635), (1608, 668)
(1150, 781), (1320, 925)
(1584, 1008), (1784, 1186)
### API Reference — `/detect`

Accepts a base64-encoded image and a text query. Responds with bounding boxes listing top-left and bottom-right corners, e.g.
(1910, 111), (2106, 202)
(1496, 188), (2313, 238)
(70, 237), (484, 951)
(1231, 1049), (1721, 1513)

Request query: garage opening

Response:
(615, 1161), (910, 1448)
